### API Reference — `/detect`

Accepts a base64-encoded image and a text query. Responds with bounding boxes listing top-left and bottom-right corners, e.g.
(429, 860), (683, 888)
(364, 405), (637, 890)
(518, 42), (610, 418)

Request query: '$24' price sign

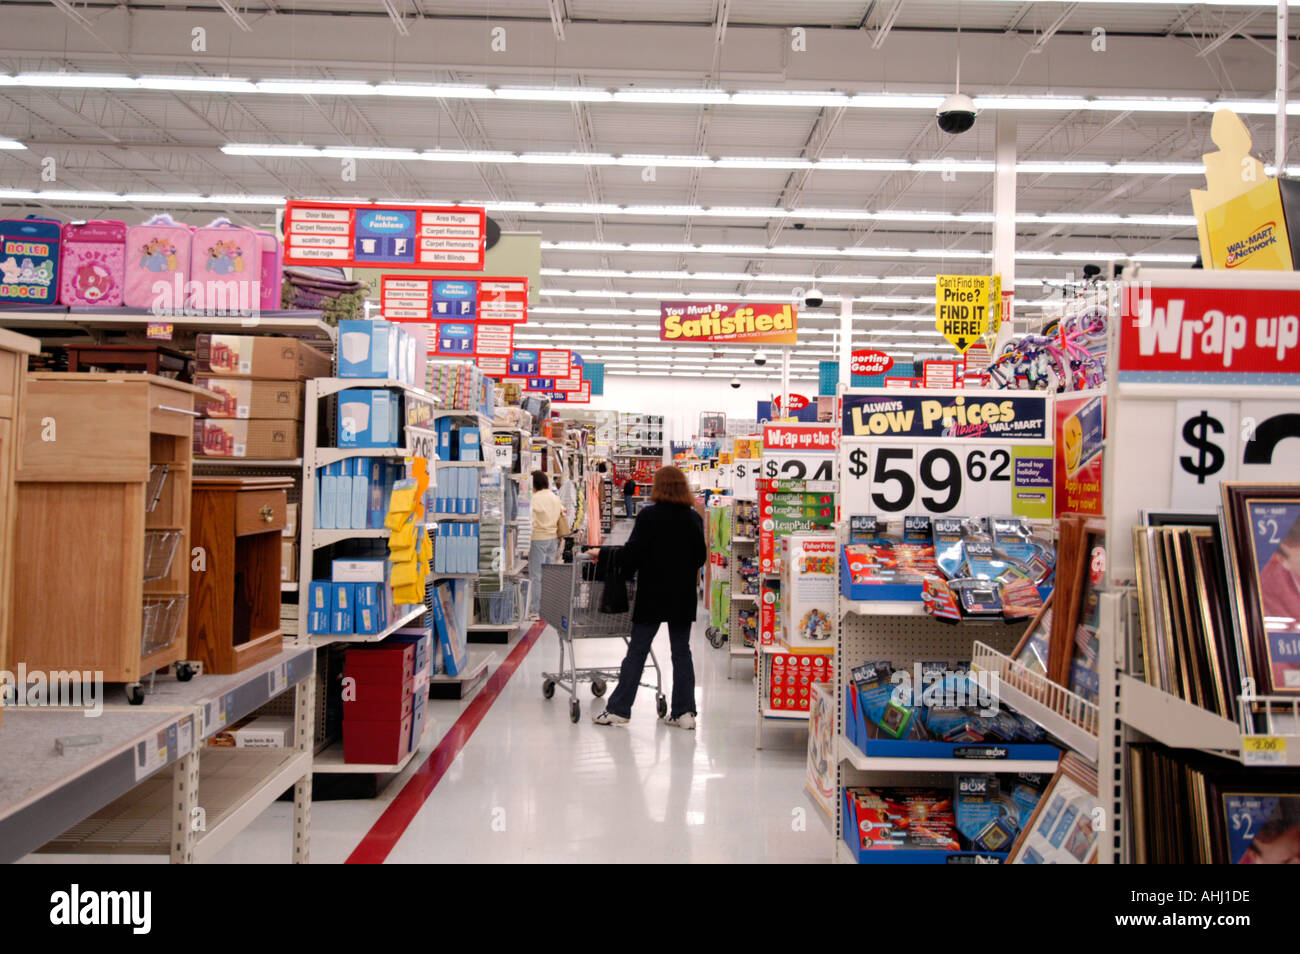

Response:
(761, 423), (838, 484)
(842, 442), (1015, 516)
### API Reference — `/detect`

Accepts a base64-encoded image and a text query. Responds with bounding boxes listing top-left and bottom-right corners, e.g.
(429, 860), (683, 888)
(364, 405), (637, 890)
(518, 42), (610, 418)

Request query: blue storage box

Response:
(338, 389), (401, 448)
(337, 319), (394, 378)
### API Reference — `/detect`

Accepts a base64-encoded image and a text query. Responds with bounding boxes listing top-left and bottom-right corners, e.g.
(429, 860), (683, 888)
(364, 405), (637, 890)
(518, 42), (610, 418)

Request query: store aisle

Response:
(381, 618), (827, 864)
(199, 614), (829, 864)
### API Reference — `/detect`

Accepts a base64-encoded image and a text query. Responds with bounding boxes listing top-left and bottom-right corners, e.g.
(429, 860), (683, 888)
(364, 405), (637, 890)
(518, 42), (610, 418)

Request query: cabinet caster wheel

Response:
(656, 694), (668, 719)
(542, 679), (556, 699)
(569, 698), (581, 723)
(174, 662), (197, 682)
(591, 679), (607, 697)
(126, 683), (145, 705)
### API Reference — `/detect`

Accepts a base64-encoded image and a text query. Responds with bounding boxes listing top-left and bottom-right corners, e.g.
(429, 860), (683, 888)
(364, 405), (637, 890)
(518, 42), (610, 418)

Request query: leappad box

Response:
(195, 334), (331, 380)
(193, 418), (302, 459)
(194, 376), (303, 420)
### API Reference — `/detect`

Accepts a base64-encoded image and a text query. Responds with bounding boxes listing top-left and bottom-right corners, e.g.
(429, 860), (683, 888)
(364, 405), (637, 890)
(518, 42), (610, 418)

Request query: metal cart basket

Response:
(539, 553), (666, 723)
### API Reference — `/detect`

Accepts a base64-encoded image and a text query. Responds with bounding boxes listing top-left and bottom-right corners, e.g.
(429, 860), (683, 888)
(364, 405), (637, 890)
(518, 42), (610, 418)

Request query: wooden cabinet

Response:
(10, 373), (215, 688)
(0, 329), (39, 726)
(188, 477), (289, 674)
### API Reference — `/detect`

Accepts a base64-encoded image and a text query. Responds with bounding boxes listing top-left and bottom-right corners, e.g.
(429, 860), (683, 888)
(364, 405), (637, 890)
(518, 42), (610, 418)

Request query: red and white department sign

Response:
(1119, 282), (1300, 383)
(283, 201), (486, 270)
(761, 424), (837, 482)
(538, 349), (572, 378)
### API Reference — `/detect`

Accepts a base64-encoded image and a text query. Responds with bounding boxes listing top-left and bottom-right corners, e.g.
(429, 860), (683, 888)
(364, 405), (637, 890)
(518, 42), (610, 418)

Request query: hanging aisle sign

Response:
(660, 301), (798, 345)
(840, 388), (1054, 520)
(732, 436), (762, 499)
(381, 274), (528, 323)
(283, 201), (486, 270)
(935, 275), (996, 353)
(421, 321), (515, 358)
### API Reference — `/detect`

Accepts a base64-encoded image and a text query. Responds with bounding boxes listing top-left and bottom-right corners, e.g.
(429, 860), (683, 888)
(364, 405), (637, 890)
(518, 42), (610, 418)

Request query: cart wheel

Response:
(708, 629), (726, 649)
(174, 662), (197, 683)
(542, 679), (556, 699)
(591, 678), (607, 697)
(126, 683), (145, 706)
(656, 694), (668, 719)
(569, 698), (581, 723)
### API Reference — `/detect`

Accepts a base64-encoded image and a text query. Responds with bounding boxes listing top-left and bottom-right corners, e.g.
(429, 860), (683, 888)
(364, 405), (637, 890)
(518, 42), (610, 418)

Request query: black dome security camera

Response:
(936, 92), (977, 134)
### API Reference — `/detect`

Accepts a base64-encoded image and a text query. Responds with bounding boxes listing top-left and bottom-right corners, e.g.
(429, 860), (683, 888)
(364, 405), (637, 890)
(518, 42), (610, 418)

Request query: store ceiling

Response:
(0, 1), (1294, 381)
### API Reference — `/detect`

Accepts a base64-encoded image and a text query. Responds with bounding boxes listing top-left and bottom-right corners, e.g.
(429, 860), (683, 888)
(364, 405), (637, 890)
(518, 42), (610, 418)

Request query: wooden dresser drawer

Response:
(235, 489), (287, 536)
(148, 383), (198, 436)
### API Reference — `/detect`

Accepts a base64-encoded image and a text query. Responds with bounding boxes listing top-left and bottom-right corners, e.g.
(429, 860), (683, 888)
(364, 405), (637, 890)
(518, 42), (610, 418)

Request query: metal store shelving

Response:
(0, 645), (316, 864)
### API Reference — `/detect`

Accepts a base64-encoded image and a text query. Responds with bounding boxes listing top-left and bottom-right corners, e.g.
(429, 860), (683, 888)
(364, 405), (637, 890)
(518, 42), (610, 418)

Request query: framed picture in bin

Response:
(1222, 483), (1300, 696)
(1008, 753), (1100, 864)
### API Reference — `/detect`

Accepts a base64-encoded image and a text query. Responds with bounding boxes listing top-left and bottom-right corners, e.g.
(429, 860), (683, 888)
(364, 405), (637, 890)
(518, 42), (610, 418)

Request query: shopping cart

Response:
(539, 552), (666, 724)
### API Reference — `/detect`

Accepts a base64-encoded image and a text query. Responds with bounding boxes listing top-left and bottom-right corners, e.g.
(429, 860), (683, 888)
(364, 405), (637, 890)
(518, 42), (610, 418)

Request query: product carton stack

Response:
(192, 334), (330, 461)
(342, 634), (430, 764)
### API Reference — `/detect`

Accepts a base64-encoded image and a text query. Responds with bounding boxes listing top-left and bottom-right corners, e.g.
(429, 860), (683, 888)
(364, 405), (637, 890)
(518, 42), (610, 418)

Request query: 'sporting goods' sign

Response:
(935, 275), (999, 353)
(841, 392), (1049, 441)
(660, 301), (798, 345)
(850, 350), (893, 376)
(284, 201), (486, 270)
(1119, 284), (1300, 383)
(381, 275), (528, 323)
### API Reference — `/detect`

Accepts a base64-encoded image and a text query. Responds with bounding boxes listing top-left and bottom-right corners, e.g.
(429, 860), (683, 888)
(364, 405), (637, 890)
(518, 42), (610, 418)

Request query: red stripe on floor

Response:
(345, 621), (547, 864)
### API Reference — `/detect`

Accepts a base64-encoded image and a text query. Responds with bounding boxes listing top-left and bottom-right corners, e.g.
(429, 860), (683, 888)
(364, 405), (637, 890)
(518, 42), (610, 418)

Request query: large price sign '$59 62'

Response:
(839, 390), (1053, 519)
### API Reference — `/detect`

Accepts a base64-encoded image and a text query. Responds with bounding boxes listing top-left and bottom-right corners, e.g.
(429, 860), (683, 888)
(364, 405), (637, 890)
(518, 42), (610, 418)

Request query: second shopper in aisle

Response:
(595, 466), (707, 729)
(529, 471), (567, 618)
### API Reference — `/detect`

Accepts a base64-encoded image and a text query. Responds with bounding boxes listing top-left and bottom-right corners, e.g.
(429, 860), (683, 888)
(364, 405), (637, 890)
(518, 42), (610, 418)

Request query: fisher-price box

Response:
(781, 533), (838, 652)
(60, 220), (127, 306)
(0, 217), (61, 305)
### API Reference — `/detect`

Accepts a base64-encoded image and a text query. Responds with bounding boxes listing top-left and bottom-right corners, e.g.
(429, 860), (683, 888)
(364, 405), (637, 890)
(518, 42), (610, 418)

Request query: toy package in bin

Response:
(955, 776), (1022, 853)
(1000, 577), (1046, 620)
(849, 787), (961, 852)
(992, 516), (1056, 584)
(895, 516), (939, 579)
(951, 577), (1005, 618)
(1009, 773), (1049, 827)
(962, 541), (1034, 585)
(933, 517), (969, 579)
(921, 575), (962, 623)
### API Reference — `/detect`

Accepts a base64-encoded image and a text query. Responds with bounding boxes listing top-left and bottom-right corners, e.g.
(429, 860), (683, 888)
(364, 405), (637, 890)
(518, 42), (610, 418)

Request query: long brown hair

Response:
(650, 465), (693, 506)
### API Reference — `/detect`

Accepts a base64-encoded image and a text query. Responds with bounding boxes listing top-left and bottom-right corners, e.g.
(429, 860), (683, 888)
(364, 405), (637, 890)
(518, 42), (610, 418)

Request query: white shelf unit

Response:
(296, 376), (440, 639)
(306, 604), (428, 647)
(832, 594), (1035, 864)
(0, 307), (337, 341)
(6, 645), (317, 864)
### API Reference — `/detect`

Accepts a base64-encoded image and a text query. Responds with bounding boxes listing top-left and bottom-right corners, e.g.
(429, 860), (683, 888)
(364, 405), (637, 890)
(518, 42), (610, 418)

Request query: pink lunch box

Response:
(190, 218), (260, 313)
(125, 214), (193, 310)
(60, 220), (127, 307)
(253, 228), (282, 312)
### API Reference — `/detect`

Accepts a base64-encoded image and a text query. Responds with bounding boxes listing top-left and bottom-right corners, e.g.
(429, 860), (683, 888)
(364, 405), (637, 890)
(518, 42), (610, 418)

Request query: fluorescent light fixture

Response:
(4, 71), (1298, 120)
(0, 139), (26, 150)
(542, 240), (1195, 263)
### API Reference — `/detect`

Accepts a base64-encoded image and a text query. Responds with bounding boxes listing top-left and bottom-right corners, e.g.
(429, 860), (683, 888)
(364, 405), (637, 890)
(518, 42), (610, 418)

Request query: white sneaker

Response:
(592, 709), (629, 726)
(665, 713), (696, 730)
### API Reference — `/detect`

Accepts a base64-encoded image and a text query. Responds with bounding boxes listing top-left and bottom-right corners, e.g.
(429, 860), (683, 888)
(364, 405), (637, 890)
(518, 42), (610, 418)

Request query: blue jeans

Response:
(528, 538), (558, 615)
(605, 620), (696, 720)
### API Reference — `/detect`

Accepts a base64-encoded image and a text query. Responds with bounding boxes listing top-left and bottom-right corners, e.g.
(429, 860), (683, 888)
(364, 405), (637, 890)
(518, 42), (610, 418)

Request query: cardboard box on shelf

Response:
(283, 502), (298, 538)
(194, 377), (303, 420)
(281, 540), (297, 582)
(195, 334), (331, 380)
(232, 716), (294, 748)
(193, 418), (302, 459)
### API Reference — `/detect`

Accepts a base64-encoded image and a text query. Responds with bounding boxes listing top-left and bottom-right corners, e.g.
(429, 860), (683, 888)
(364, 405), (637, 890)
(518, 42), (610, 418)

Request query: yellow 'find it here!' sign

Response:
(935, 275), (992, 353)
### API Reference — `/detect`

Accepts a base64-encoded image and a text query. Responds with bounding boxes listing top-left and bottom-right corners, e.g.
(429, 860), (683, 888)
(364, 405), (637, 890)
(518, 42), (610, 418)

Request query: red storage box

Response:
(343, 684), (414, 722)
(343, 715), (413, 765)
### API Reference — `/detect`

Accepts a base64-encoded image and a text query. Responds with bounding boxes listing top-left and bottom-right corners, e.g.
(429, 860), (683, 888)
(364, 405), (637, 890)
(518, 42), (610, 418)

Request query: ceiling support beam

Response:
(381, 0), (410, 37)
(1030, 3), (1077, 54)
(870, 0), (906, 50)
(1196, 9), (1264, 58)
(215, 0), (254, 33)
(547, 0), (569, 42)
